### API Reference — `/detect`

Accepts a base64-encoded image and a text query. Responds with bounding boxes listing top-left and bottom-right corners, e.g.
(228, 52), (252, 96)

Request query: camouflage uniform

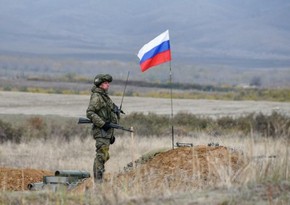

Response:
(86, 74), (118, 183)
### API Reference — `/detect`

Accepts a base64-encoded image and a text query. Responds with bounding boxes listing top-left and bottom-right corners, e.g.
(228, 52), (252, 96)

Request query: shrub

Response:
(253, 112), (290, 138)
(48, 119), (90, 142)
(217, 116), (237, 129)
(3, 86), (12, 91)
(0, 111), (289, 143)
(0, 119), (24, 143)
(236, 114), (253, 134)
(174, 112), (212, 131)
(122, 112), (169, 136)
(24, 117), (48, 141)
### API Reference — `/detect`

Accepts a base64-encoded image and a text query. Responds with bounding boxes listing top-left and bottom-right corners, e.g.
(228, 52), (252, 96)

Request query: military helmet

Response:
(94, 74), (113, 86)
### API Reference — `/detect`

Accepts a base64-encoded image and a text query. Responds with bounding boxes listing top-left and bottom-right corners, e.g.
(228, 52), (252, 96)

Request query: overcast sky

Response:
(1, 0), (290, 68)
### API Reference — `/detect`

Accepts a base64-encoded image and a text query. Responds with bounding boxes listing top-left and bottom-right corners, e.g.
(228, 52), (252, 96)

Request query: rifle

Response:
(113, 71), (130, 119)
(120, 71), (130, 114)
(78, 117), (133, 133)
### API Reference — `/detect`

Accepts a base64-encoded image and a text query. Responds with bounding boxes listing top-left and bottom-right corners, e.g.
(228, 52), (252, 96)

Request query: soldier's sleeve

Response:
(86, 93), (105, 128)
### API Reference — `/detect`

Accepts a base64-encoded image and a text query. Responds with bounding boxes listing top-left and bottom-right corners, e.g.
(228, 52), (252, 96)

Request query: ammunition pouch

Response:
(110, 136), (115, 144)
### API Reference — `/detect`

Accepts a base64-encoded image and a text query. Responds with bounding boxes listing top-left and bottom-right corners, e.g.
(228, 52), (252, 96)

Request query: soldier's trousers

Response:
(93, 138), (110, 183)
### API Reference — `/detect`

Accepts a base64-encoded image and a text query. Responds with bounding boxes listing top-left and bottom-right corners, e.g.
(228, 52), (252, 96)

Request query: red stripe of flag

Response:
(140, 50), (171, 72)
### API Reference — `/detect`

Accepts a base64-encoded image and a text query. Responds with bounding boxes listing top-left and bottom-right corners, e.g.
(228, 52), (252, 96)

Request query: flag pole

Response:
(136, 29), (173, 148)
(169, 61), (174, 149)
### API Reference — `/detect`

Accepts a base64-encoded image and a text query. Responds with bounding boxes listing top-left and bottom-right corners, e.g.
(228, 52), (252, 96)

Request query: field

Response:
(1, 91), (290, 117)
(0, 91), (290, 204)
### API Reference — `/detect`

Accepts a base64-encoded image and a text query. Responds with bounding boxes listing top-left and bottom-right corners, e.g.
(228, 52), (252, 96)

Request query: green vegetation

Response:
(1, 75), (290, 102)
(0, 115), (90, 143)
(0, 112), (289, 204)
(2, 86), (88, 95)
(122, 111), (290, 138)
(138, 87), (290, 102)
(1, 111), (289, 143)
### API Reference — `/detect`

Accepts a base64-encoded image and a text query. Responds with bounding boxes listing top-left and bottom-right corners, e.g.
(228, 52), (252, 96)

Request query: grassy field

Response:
(0, 91), (289, 204)
(0, 134), (289, 204)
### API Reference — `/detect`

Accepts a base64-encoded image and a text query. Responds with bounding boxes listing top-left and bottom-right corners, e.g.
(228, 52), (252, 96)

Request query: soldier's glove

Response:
(113, 104), (125, 119)
(102, 122), (111, 131)
(110, 136), (115, 144)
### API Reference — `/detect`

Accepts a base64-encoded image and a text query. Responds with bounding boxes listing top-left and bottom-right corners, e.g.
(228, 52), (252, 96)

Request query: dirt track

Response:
(1, 91), (290, 118)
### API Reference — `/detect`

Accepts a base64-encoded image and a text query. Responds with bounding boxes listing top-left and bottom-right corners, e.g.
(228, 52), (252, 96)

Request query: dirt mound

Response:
(114, 145), (245, 192)
(73, 145), (246, 193)
(0, 145), (245, 193)
(0, 167), (53, 191)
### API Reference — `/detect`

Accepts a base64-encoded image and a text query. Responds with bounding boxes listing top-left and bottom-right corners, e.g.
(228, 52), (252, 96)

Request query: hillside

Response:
(1, 0), (290, 85)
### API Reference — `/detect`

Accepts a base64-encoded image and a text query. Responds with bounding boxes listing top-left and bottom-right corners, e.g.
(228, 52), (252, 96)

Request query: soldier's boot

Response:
(94, 170), (104, 184)
(94, 144), (109, 184)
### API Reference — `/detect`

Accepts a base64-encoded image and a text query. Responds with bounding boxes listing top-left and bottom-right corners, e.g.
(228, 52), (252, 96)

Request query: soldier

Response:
(86, 74), (118, 183)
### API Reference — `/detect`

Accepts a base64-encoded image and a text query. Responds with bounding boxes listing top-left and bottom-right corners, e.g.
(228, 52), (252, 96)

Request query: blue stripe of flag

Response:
(140, 40), (170, 64)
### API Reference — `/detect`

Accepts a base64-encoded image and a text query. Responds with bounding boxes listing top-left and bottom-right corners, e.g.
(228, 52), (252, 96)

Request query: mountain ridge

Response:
(0, 0), (290, 87)
(1, 1), (290, 64)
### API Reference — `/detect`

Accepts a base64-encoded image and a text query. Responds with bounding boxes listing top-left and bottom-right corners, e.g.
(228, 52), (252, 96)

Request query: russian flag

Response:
(137, 30), (171, 72)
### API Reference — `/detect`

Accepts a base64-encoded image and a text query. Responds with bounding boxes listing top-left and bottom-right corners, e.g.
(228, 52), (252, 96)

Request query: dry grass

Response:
(0, 135), (180, 172)
(0, 133), (289, 204)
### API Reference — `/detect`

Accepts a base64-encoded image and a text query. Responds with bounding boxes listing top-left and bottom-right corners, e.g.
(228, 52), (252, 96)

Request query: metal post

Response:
(169, 61), (174, 149)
